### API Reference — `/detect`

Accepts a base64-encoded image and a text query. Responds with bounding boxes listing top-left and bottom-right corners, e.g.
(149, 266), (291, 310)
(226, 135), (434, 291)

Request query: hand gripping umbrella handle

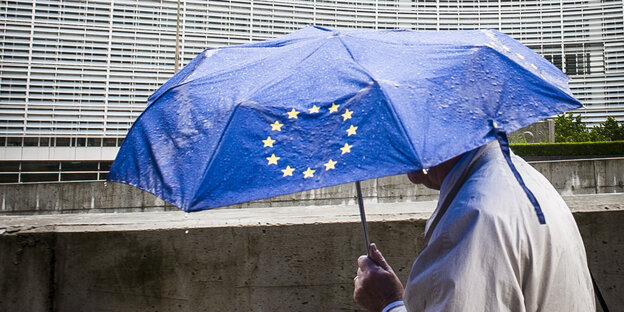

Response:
(355, 181), (371, 256)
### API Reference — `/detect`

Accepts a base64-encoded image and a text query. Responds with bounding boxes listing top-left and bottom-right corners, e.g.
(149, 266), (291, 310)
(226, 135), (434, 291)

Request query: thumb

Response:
(368, 243), (391, 271)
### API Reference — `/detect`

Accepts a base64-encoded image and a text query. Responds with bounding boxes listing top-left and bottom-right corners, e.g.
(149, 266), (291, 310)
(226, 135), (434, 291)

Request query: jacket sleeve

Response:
(387, 305), (407, 312)
(382, 300), (407, 312)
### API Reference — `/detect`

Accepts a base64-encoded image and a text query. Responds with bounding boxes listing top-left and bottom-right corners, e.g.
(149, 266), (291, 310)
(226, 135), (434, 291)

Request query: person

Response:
(353, 140), (595, 311)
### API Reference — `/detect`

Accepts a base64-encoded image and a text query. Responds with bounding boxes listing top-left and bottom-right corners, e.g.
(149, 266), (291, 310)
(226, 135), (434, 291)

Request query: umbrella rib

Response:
(188, 40), (335, 209)
(484, 46), (581, 132)
(488, 46), (580, 109)
(336, 36), (423, 169)
(186, 103), (244, 210)
(240, 41), (331, 104)
(147, 49), (208, 107)
(152, 37), (329, 110)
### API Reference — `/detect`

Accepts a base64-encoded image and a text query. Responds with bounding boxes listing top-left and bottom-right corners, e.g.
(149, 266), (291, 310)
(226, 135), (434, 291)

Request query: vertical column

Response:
(375, 0), (378, 29)
(181, 0), (186, 65)
(24, 0), (37, 139)
(104, 1), (114, 137)
(498, 0), (502, 31)
(313, 0), (316, 25)
(21, 0), (37, 160)
(249, 0), (254, 41)
(175, 0), (181, 72)
(436, 0), (440, 31)
(560, 0), (566, 73)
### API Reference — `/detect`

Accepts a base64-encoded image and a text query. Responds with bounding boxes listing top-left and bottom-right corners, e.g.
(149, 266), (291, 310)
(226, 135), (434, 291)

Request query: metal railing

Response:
(0, 161), (112, 184)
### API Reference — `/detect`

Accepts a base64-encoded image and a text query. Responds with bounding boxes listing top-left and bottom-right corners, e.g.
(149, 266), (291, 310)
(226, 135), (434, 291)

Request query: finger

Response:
(354, 273), (363, 288)
(353, 277), (363, 302)
(368, 243), (392, 271)
(357, 255), (376, 271)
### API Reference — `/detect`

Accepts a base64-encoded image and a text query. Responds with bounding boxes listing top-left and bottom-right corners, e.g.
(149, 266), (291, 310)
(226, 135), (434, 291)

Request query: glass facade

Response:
(0, 0), (623, 182)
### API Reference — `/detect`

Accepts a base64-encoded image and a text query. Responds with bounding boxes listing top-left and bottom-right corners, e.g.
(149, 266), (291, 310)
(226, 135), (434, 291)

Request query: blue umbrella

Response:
(109, 26), (580, 226)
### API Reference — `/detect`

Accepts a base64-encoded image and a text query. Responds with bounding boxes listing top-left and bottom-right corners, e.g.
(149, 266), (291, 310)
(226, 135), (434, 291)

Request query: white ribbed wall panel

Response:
(0, 0), (622, 146)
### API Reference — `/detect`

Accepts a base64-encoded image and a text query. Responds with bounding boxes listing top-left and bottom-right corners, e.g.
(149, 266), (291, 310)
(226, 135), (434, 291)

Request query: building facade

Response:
(0, 0), (623, 183)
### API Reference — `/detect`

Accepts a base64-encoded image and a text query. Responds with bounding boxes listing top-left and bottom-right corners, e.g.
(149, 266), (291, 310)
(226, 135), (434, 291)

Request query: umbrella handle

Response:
(355, 181), (371, 256)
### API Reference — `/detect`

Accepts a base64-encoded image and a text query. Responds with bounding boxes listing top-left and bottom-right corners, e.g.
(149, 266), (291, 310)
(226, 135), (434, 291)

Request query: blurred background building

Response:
(0, 0), (623, 183)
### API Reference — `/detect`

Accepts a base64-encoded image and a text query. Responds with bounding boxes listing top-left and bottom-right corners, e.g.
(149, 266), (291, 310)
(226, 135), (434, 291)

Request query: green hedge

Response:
(510, 141), (624, 157)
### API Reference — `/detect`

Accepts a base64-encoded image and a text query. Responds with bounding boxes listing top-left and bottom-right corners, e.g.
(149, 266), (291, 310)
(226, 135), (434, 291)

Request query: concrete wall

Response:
(0, 181), (179, 215)
(2, 157), (623, 215)
(531, 157), (624, 195)
(1, 201), (622, 312)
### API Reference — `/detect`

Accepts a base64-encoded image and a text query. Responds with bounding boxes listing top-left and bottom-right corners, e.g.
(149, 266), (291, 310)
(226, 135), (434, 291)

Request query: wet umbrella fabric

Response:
(108, 26), (581, 214)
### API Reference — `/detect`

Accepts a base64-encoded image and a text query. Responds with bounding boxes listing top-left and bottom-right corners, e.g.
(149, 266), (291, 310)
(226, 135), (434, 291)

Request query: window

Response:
(544, 54), (563, 71)
(565, 53), (591, 75)
(0, 161), (113, 183)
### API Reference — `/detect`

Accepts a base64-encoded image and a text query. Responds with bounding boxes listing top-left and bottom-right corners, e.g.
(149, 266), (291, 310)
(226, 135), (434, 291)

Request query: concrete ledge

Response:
(1, 194), (623, 311)
(1, 157), (622, 215)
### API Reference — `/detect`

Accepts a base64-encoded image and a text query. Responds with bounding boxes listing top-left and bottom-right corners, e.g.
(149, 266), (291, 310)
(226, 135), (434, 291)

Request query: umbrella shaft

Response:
(355, 181), (371, 256)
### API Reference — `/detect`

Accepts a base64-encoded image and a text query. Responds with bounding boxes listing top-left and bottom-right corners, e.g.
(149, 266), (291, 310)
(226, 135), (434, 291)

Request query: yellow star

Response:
(262, 136), (275, 148)
(287, 108), (300, 119)
(303, 167), (316, 178)
(266, 154), (280, 165)
(341, 109), (353, 121)
(270, 121), (283, 131)
(324, 159), (337, 171)
(346, 125), (358, 136)
(281, 165), (295, 177)
(328, 102), (340, 113)
(340, 143), (352, 154)
(309, 105), (320, 114)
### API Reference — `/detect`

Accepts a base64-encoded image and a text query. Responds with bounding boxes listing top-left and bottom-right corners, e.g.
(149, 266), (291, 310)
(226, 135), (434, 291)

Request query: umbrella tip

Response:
(204, 49), (219, 58)
(311, 25), (333, 32)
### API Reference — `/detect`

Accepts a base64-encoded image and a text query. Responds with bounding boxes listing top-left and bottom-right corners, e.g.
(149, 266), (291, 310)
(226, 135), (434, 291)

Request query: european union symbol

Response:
(179, 82), (418, 211)
(261, 102), (356, 181)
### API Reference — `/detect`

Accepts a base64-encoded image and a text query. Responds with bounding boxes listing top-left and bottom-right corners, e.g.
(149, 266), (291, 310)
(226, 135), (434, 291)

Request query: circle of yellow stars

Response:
(261, 102), (357, 179)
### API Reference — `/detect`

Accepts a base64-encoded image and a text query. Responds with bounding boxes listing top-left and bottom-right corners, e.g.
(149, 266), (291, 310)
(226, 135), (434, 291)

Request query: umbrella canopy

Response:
(109, 26), (581, 212)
